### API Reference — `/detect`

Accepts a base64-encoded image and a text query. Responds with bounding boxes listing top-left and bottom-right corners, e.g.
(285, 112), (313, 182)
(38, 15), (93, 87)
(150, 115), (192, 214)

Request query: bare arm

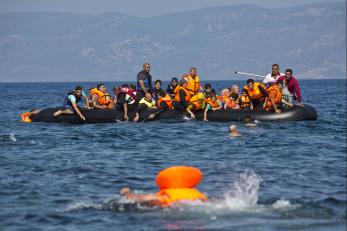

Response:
(123, 103), (129, 121)
(71, 102), (85, 120)
(139, 80), (147, 95)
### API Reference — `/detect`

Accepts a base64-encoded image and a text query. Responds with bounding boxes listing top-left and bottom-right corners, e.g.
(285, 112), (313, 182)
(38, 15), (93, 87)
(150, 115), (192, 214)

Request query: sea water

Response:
(0, 79), (346, 230)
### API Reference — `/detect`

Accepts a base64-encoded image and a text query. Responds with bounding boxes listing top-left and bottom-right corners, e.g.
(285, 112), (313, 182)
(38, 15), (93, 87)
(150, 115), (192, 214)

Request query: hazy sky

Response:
(0, 0), (344, 17)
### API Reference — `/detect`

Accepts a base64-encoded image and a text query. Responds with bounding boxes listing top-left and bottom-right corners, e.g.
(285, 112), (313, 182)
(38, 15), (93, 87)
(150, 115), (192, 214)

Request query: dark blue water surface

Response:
(0, 79), (346, 231)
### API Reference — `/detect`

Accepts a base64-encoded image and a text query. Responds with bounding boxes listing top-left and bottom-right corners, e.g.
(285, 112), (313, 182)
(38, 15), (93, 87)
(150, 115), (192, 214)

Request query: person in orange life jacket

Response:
(203, 83), (212, 99)
(228, 92), (240, 109)
(183, 67), (204, 96)
(53, 86), (90, 121)
(120, 166), (208, 207)
(263, 63), (284, 84)
(243, 79), (268, 109)
(90, 83), (113, 109)
(136, 63), (153, 100)
(172, 78), (191, 111)
(218, 88), (231, 109)
(203, 92), (222, 121)
(166, 77), (179, 97)
(152, 79), (163, 101)
(186, 92), (206, 119)
(263, 78), (282, 114)
(239, 88), (252, 109)
(133, 92), (157, 122)
(157, 89), (173, 110)
(113, 85), (138, 121)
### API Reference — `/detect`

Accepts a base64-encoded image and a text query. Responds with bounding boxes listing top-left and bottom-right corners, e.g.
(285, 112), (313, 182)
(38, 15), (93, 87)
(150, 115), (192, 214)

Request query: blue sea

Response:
(0, 79), (346, 231)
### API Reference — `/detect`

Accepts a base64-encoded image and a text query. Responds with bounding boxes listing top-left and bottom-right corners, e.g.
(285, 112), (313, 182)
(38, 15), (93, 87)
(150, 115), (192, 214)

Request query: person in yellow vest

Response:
(239, 88), (251, 109)
(203, 92), (222, 121)
(186, 92), (206, 119)
(242, 79), (268, 109)
(133, 92), (157, 122)
(89, 83), (113, 109)
(263, 78), (282, 114)
(120, 166), (208, 207)
(183, 67), (203, 96)
(172, 79), (191, 110)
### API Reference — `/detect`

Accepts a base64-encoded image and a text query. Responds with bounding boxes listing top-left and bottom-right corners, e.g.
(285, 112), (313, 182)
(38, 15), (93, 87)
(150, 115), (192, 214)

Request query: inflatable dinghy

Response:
(23, 104), (317, 124)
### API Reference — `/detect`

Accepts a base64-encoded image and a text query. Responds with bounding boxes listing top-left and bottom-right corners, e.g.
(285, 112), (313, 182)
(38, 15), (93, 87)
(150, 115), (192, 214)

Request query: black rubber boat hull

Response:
(29, 105), (317, 124)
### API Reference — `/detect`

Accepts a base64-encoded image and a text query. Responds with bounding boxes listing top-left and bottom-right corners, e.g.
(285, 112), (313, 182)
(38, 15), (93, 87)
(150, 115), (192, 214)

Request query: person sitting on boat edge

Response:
(186, 92), (206, 119)
(113, 85), (138, 121)
(263, 78), (282, 114)
(263, 63), (284, 84)
(276, 68), (303, 107)
(243, 79), (268, 110)
(157, 90), (173, 110)
(136, 63), (153, 100)
(183, 67), (203, 96)
(133, 92), (157, 122)
(203, 92), (222, 121)
(53, 86), (90, 120)
(166, 77), (179, 98)
(172, 78), (191, 111)
(120, 166), (208, 207)
(89, 83), (113, 109)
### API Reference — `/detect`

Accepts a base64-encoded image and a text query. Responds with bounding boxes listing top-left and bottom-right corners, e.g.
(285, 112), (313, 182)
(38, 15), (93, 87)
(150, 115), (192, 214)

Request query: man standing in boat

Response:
(183, 67), (203, 96)
(263, 64), (284, 84)
(277, 69), (303, 107)
(136, 63), (153, 100)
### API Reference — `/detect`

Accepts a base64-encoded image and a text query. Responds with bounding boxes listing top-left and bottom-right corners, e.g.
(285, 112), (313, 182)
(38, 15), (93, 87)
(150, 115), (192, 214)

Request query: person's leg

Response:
(53, 108), (73, 117)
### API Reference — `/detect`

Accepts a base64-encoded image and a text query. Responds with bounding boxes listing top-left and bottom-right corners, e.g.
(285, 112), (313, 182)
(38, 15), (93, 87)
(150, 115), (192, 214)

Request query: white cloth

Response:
(263, 73), (284, 84)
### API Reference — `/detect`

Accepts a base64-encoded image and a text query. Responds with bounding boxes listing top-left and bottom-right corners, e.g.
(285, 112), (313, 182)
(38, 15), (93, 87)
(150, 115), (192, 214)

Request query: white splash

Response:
(272, 199), (301, 211)
(10, 132), (17, 142)
(222, 171), (262, 209)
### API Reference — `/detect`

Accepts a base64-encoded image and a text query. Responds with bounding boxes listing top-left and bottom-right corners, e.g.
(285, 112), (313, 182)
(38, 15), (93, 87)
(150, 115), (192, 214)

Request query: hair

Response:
(230, 92), (239, 101)
(97, 83), (104, 90)
(243, 116), (253, 124)
(285, 68), (293, 74)
(272, 64), (279, 68)
(221, 88), (230, 96)
(229, 124), (238, 132)
(75, 86), (83, 91)
(210, 88), (216, 94)
(204, 83), (212, 89)
(181, 78), (188, 85)
(247, 79), (254, 84)
(113, 86), (121, 92)
(129, 84), (136, 89)
(242, 88), (247, 94)
(121, 84), (129, 88)
(159, 89), (166, 97)
(190, 67), (197, 72)
(171, 77), (178, 83)
(155, 79), (162, 85)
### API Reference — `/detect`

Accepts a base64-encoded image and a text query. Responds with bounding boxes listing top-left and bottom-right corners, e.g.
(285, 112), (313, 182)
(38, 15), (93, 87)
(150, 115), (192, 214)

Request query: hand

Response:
(80, 115), (86, 121)
(297, 102), (303, 107)
(124, 115), (129, 121)
(102, 105), (107, 109)
(120, 187), (130, 196)
(275, 109), (281, 114)
(190, 113), (195, 119)
(203, 118), (208, 122)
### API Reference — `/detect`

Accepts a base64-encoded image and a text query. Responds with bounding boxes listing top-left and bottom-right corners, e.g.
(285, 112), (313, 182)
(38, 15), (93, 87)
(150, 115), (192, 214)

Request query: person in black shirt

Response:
(166, 77), (179, 97)
(136, 63), (153, 99)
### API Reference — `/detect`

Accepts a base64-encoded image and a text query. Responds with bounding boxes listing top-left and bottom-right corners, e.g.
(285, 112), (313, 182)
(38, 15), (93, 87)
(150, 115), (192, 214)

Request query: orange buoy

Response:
(21, 112), (32, 123)
(156, 166), (203, 190)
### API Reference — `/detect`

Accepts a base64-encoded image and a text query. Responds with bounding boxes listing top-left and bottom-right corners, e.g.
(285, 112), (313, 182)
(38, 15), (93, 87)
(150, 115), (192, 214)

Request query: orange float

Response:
(21, 112), (32, 123)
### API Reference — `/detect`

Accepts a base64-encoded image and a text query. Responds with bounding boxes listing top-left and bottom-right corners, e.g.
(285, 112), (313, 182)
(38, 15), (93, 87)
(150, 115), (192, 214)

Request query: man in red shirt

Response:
(277, 69), (303, 106)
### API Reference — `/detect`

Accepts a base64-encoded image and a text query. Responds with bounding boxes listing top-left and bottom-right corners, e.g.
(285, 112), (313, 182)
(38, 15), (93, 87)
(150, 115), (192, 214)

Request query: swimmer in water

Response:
(243, 116), (257, 127)
(229, 124), (241, 137)
(120, 166), (208, 207)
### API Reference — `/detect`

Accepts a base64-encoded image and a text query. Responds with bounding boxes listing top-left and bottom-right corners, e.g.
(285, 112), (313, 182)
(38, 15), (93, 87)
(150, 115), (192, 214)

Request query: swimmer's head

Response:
(229, 124), (238, 133)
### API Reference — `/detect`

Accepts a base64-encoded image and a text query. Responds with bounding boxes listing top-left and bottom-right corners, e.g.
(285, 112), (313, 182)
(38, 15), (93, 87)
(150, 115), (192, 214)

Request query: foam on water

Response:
(9, 132), (16, 142)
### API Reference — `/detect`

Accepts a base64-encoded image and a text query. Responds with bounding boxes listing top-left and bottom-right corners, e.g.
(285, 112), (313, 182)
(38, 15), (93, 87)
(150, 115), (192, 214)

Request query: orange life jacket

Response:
(158, 94), (173, 109)
(174, 86), (191, 102)
(189, 93), (205, 110)
(21, 112), (32, 123)
(206, 98), (220, 108)
(240, 94), (251, 109)
(155, 188), (208, 206)
(243, 82), (267, 100)
(266, 85), (282, 109)
(154, 166), (208, 206)
(89, 88), (113, 108)
(185, 74), (200, 96)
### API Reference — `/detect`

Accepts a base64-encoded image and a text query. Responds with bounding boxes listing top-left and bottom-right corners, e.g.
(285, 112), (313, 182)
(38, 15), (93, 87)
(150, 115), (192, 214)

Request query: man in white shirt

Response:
(263, 64), (284, 84)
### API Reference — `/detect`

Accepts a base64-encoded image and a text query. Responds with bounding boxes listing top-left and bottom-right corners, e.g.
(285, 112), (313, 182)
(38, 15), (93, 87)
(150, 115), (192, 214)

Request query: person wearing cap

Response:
(166, 77), (179, 97)
(263, 64), (285, 84)
(242, 79), (268, 109)
(172, 78), (191, 110)
(263, 78), (282, 114)
(276, 69), (302, 107)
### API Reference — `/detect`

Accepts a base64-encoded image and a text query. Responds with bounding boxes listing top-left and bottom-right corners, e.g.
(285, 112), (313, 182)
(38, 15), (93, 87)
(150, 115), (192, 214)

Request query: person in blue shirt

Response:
(53, 86), (90, 121)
